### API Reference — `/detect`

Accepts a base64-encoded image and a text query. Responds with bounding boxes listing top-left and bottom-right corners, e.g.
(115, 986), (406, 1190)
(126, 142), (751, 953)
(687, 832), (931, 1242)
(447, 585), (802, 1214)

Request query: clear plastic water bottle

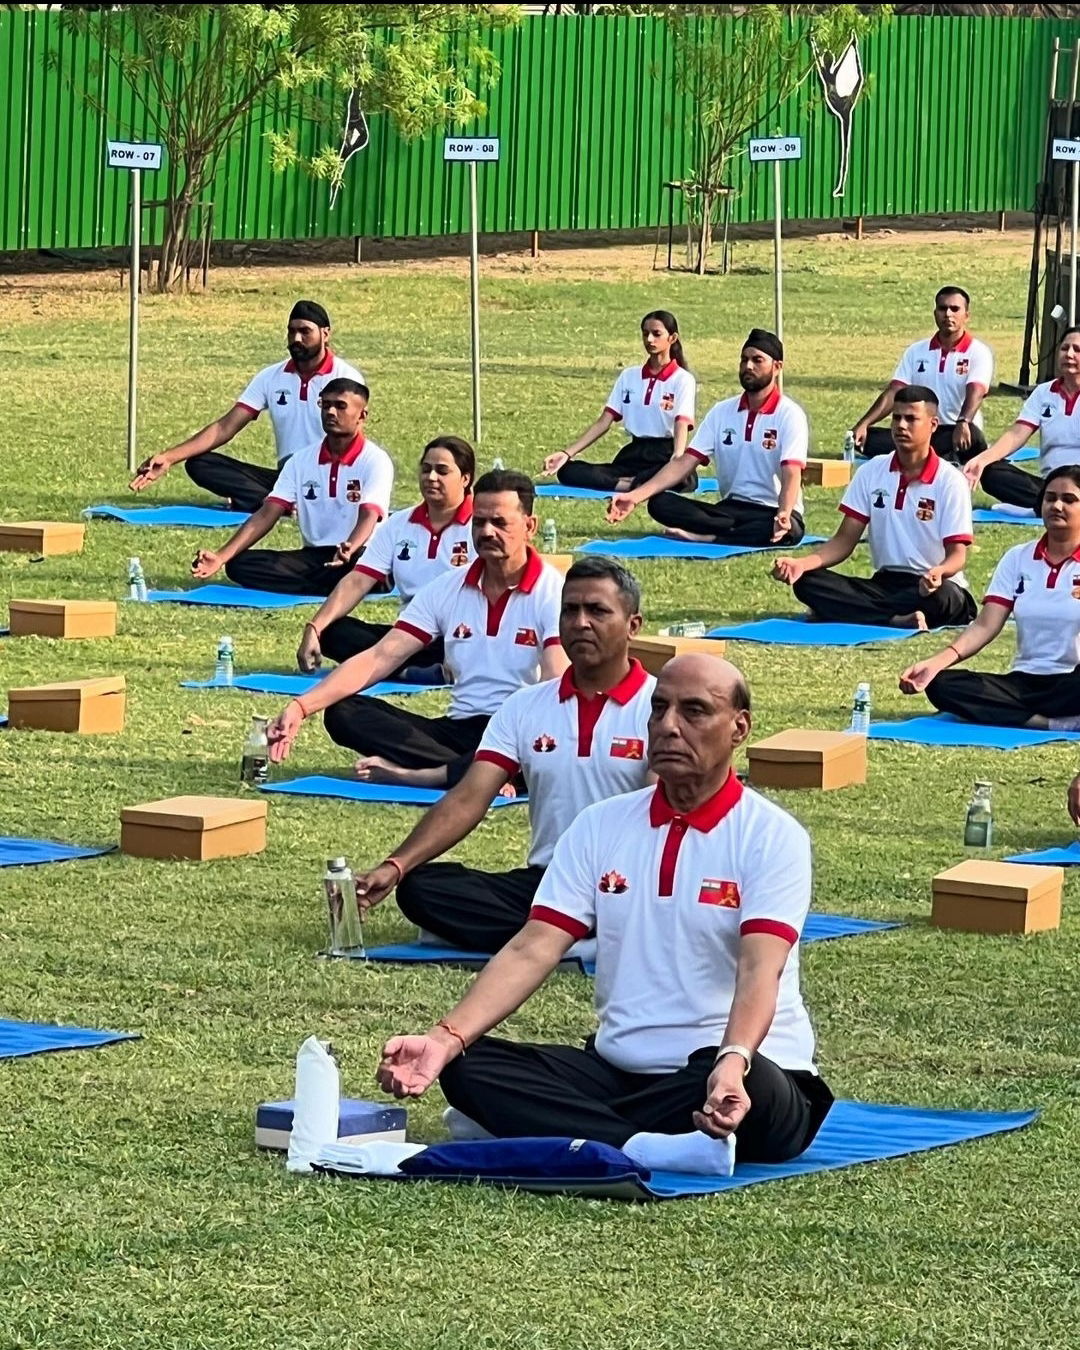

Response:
(240, 714), (270, 787)
(964, 781), (994, 849)
(128, 556), (148, 602)
(848, 682), (871, 735)
(542, 518), (558, 553)
(659, 621), (707, 637)
(842, 431), (856, 463)
(215, 635), (235, 686)
(323, 857), (366, 959)
(491, 457), (505, 471)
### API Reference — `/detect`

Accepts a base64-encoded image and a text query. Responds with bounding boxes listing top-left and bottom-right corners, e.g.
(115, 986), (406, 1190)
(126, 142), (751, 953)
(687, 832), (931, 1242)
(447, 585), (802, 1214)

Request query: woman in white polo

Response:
(539, 310), (697, 494)
(900, 465), (1080, 726)
(963, 329), (1080, 512)
(297, 436), (476, 674)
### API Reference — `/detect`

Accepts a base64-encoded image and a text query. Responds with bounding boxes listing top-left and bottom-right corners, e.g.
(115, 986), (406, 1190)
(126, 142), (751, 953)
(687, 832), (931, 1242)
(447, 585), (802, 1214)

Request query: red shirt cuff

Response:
(740, 918), (798, 945)
(266, 495), (292, 509)
(687, 447), (710, 464)
(942, 534), (973, 546)
(604, 406), (623, 422)
(394, 620), (434, 644)
(354, 564), (387, 582)
(984, 594), (1014, 610)
(528, 906), (591, 941)
(542, 636), (562, 649)
(474, 749), (520, 776)
(234, 401), (260, 416)
(839, 503), (869, 523)
(674, 415), (695, 426)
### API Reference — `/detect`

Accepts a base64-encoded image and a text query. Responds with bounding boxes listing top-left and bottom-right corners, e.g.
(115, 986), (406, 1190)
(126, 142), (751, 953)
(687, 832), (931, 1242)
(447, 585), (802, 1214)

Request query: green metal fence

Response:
(1, 10), (1077, 253)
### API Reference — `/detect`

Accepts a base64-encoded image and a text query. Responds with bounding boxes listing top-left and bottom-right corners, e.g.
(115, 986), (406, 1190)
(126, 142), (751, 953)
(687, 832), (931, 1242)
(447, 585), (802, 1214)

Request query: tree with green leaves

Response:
(56, 4), (518, 292)
(661, 4), (889, 274)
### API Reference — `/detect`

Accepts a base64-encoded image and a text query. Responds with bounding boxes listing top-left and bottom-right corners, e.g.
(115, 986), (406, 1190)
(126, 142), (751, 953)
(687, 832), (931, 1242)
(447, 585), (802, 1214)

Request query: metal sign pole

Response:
(1072, 158), (1079, 326)
(127, 167), (141, 473)
(773, 157), (784, 343)
(469, 158), (482, 446)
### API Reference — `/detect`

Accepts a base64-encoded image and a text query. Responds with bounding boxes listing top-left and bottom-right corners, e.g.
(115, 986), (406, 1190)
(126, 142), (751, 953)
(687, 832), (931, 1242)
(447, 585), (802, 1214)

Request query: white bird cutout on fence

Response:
(814, 38), (866, 199)
(329, 88), (370, 209)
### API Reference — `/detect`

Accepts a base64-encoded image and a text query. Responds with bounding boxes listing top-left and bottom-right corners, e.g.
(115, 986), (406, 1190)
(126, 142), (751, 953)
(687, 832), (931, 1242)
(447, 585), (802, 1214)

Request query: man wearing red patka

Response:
(376, 653), (834, 1177)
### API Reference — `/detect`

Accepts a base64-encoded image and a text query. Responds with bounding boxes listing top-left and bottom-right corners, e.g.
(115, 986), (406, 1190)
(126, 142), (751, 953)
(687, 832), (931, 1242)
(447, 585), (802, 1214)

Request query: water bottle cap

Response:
(129, 556), (141, 566)
(328, 856), (347, 871)
(220, 634), (233, 644)
(975, 780), (992, 790)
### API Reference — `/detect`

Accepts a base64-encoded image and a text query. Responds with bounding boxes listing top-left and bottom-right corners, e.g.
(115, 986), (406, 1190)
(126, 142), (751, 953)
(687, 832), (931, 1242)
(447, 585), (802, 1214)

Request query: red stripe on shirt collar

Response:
(407, 497), (474, 530)
(557, 658), (649, 705)
(463, 546), (544, 594)
(928, 332), (973, 354)
(283, 349), (335, 376)
(317, 434), (365, 466)
(1033, 533), (1080, 564)
(736, 385), (782, 415)
(648, 770), (744, 832)
(888, 448), (940, 484)
(639, 359), (679, 381)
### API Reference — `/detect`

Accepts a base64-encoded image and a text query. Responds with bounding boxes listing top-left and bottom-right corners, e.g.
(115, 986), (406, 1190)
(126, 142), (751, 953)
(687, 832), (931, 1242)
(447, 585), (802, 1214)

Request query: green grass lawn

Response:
(3, 231), (1080, 1349)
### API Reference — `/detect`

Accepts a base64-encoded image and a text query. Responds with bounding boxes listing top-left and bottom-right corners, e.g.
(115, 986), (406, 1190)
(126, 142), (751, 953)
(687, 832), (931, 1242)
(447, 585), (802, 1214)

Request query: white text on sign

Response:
(1052, 138), (1080, 162)
(748, 137), (803, 163)
(107, 141), (163, 171)
(443, 138), (501, 163)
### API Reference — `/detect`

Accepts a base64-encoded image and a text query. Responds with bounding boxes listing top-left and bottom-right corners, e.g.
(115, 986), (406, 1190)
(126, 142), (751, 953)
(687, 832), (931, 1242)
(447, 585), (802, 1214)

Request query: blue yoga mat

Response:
(366, 914), (901, 975)
(706, 617), (920, 647)
(0, 837), (113, 868)
(146, 585), (325, 609)
(578, 535), (826, 561)
(0, 1018), (137, 1060)
(85, 503), (250, 528)
(536, 478), (720, 501)
(1009, 447), (1038, 463)
(182, 671), (447, 697)
(1004, 841), (1080, 865)
(972, 508), (1040, 526)
(868, 713), (1080, 749)
(260, 775), (526, 808)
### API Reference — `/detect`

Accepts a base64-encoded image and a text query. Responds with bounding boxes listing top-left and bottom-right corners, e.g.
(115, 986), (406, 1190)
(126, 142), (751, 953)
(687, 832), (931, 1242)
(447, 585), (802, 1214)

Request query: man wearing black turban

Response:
(129, 300), (366, 512)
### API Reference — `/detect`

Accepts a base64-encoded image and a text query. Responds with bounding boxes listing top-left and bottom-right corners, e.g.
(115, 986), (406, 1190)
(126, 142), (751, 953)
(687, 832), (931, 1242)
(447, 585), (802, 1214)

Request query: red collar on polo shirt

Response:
(649, 770), (744, 831)
(284, 349), (336, 376)
(1050, 379), (1080, 416)
(1033, 534), (1080, 565)
(737, 385), (782, 416)
(639, 359), (679, 381)
(888, 448), (940, 484)
(463, 546), (544, 595)
(408, 498), (474, 531)
(318, 434), (366, 467)
(558, 658), (648, 706)
(928, 332), (973, 354)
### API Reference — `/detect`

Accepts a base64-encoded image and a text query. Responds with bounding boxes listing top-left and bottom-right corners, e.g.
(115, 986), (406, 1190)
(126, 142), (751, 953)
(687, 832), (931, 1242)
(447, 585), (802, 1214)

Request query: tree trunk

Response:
(154, 153), (207, 293)
(694, 190), (716, 275)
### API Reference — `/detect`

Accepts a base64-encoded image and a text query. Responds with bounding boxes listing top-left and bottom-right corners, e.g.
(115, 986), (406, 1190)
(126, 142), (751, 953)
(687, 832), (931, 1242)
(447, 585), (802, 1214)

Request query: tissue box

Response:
(255, 1098), (408, 1151)
(931, 860), (1063, 934)
(748, 730), (867, 790)
(0, 521), (86, 556)
(9, 599), (118, 640)
(803, 458), (852, 489)
(630, 634), (724, 675)
(121, 795), (267, 860)
(7, 675), (126, 734)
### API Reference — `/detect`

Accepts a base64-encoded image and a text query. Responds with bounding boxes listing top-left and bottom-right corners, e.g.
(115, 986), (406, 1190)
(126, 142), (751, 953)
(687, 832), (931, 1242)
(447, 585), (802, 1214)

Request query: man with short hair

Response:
(852, 286), (993, 461)
(774, 385), (976, 629)
(376, 653), (834, 1177)
(130, 300), (365, 511)
(352, 557), (655, 952)
(607, 330), (808, 547)
(190, 378), (392, 596)
(267, 470), (569, 787)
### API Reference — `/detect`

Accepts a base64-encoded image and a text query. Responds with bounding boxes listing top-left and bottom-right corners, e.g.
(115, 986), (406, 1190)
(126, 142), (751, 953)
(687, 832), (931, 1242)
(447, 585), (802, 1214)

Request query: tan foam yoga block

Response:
(803, 458), (852, 488)
(121, 796), (268, 861)
(7, 675), (125, 734)
(630, 634), (724, 676)
(748, 729), (867, 791)
(545, 553), (575, 575)
(9, 599), (117, 639)
(932, 860), (1062, 935)
(0, 522), (85, 555)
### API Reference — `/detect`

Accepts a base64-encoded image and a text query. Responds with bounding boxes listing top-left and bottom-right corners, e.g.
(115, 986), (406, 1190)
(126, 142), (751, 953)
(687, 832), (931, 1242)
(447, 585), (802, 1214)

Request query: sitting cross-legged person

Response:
(899, 466), (1080, 729)
(375, 653), (834, 1178)
(772, 385), (975, 630)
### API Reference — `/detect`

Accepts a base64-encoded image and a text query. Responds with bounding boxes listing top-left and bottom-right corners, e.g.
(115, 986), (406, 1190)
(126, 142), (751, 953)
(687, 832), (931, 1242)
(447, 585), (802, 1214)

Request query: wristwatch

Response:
(715, 1044), (753, 1077)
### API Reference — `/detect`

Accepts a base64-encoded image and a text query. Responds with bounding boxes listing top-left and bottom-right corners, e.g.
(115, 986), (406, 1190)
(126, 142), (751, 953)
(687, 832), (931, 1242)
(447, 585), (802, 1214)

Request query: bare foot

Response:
(662, 527), (715, 543)
(497, 782), (519, 800)
(613, 477), (634, 493)
(890, 611), (928, 631)
(354, 756), (447, 788)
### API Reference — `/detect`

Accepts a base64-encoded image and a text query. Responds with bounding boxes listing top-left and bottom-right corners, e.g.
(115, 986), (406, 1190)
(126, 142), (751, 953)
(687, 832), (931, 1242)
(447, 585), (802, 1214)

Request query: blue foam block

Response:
(536, 478), (719, 501)
(0, 1018), (137, 1060)
(706, 617), (920, 646)
(84, 503), (251, 528)
(577, 535), (826, 561)
(0, 837), (114, 868)
(182, 671), (448, 698)
(868, 713), (1080, 749)
(972, 508), (1040, 526)
(1004, 841), (1080, 865)
(260, 775), (526, 808)
(146, 585), (326, 609)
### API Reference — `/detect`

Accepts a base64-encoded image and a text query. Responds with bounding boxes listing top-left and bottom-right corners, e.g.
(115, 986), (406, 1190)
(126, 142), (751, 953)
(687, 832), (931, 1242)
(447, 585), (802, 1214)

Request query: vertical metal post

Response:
(1071, 159), (1079, 326)
(126, 168), (141, 473)
(469, 159), (482, 445)
(773, 157), (784, 342)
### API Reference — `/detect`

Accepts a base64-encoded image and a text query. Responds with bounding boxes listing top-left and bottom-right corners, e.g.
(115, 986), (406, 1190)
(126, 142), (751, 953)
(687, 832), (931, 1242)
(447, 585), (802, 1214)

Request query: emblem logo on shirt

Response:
(1043, 404), (1054, 418)
(276, 390), (289, 405)
(660, 392), (675, 412)
(698, 878), (741, 908)
(1016, 575), (1026, 596)
(346, 479), (362, 504)
(1072, 575), (1080, 600)
(515, 627), (539, 647)
(450, 541), (470, 567)
(396, 540), (415, 562)
(872, 489), (887, 509)
(610, 737), (645, 760)
(915, 496), (936, 522)
(722, 428), (735, 447)
(762, 428), (778, 451)
(622, 390), (631, 404)
(916, 360), (927, 373)
(532, 733), (557, 753)
(452, 623), (473, 639)
(956, 358), (970, 376)
(598, 870), (628, 895)
(303, 480), (319, 501)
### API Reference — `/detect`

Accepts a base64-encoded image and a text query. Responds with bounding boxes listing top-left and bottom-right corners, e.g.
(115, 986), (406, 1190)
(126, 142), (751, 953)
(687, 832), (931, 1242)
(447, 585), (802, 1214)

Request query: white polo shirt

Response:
(529, 774), (817, 1075)
(985, 537), (1080, 675)
(235, 351), (366, 461)
(267, 435), (393, 547)
(891, 333), (993, 426)
(394, 549), (563, 719)
(475, 660), (655, 867)
(354, 500), (474, 602)
(687, 387), (809, 513)
(604, 361), (696, 440)
(839, 451), (973, 585)
(1015, 380), (1080, 479)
